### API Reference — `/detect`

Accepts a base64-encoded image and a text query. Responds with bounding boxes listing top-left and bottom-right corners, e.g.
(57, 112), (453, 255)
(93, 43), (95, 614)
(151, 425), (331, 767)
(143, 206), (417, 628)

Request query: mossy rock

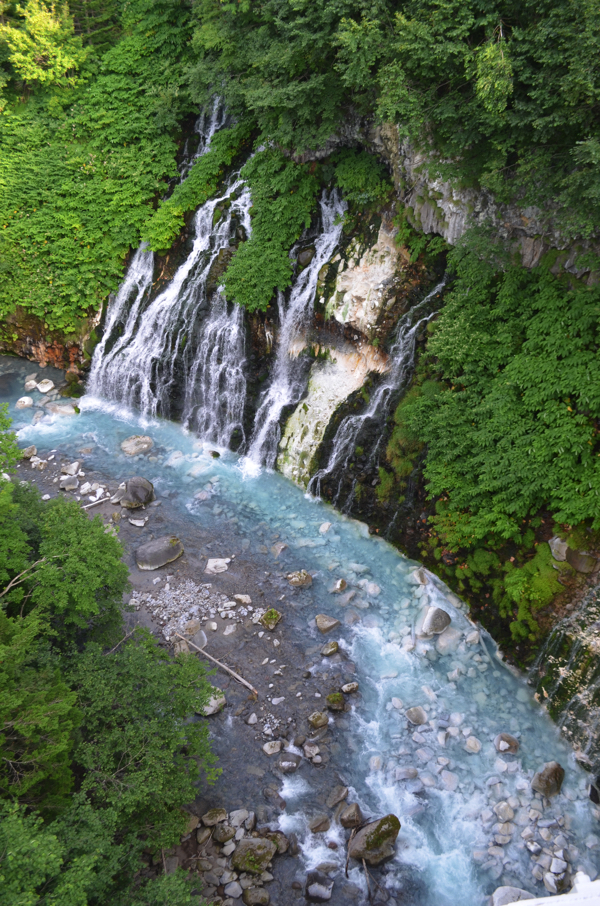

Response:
(231, 837), (277, 874)
(260, 608), (282, 630)
(326, 692), (345, 711)
(348, 814), (401, 865)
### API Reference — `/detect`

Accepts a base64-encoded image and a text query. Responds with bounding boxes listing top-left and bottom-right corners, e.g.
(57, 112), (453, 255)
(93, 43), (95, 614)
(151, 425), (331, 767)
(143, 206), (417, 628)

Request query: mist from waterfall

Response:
(244, 189), (347, 470)
(307, 278), (447, 508)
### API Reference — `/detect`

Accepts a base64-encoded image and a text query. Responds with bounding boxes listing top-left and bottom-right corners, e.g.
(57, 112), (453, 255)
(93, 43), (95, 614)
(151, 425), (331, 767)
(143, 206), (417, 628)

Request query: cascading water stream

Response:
(307, 278), (446, 508)
(88, 179), (251, 441)
(244, 189), (347, 470)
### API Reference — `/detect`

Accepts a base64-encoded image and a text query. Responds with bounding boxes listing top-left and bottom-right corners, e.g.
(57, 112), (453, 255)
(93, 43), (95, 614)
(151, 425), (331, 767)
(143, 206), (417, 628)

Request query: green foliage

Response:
(0, 0), (87, 90)
(332, 149), (391, 207)
(222, 148), (319, 311)
(501, 544), (563, 640)
(403, 246), (600, 549)
(0, 0), (194, 333)
(143, 120), (253, 252)
(0, 403), (21, 474)
(393, 208), (448, 265)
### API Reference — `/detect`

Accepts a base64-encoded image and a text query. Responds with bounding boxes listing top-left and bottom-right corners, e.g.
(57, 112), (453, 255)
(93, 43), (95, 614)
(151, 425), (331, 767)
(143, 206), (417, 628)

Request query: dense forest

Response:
(1, 2), (600, 896)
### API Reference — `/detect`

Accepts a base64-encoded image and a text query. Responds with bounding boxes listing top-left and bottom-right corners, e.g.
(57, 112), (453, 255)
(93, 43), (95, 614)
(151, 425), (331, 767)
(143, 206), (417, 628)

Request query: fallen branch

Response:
(81, 495), (110, 510)
(345, 827), (357, 878)
(175, 632), (258, 696)
(105, 628), (137, 656)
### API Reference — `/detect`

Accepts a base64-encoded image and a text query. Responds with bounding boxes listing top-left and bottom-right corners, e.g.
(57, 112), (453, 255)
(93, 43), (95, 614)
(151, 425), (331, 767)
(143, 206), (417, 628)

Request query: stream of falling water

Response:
(243, 189), (347, 470)
(307, 278), (446, 509)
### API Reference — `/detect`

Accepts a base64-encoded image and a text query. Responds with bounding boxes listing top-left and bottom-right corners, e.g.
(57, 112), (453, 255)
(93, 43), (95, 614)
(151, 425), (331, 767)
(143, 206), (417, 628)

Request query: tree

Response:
(0, 0), (87, 88)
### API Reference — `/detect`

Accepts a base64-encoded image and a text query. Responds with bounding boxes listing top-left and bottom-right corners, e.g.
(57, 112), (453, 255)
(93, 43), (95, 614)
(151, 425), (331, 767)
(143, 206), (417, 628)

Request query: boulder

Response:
(22, 445), (37, 459)
(308, 711), (329, 730)
(262, 740), (283, 756)
(305, 870), (334, 902)
(45, 402), (76, 416)
(326, 785), (348, 809)
(326, 692), (345, 711)
(309, 815), (330, 833)
(321, 640), (339, 657)
(135, 535), (184, 570)
(224, 881), (243, 899)
(342, 682), (359, 694)
(315, 614), (340, 634)
(61, 460), (80, 475)
(348, 814), (401, 865)
(231, 837), (277, 874)
(263, 831), (290, 854)
(15, 396), (33, 409)
(120, 476), (155, 509)
(405, 706), (427, 726)
(495, 733), (520, 754)
(196, 826), (212, 845)
(421, 606), (451, 635)
(278, 752), (301, 774)
(121, 435), (153, 455)
(566, 548), (597, 573)
(286, 569), (312, 588)
(243, 889), (270, 906)
(201, 687), (226, 716)
(532, 761), (565, 797)
(340, 803), (362, 828)
(330, 578), (347, 593)
(24, 379), (37, 392)
(548, 537), (568, 562)
(36, 379), (54, 393)
(213, 823), (235, 843)
(202, 808), (227, 826)
(491, 887), (535, 906)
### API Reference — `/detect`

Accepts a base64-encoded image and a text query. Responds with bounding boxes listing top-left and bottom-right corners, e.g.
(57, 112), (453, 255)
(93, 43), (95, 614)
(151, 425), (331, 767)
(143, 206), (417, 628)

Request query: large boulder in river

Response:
(120, 476), (155, 509)
(135, 535), (184, 570)
(348, 814), (400, 865)
(421, 606), (451, 635)
(231, 837), (277, 874)
(121, 435), (153, 455)
(532, 761), (565, 797)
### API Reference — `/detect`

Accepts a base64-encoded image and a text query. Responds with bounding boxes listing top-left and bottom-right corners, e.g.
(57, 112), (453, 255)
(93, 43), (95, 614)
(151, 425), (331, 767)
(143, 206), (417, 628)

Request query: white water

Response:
(307, 279), (446, 507)
(244, 190), (347, 470)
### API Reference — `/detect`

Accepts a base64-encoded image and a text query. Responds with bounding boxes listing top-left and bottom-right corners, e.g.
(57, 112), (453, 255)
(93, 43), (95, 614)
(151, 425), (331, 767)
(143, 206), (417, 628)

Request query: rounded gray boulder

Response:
(120, 476), (155, 509)
(135, 535), (184, 570)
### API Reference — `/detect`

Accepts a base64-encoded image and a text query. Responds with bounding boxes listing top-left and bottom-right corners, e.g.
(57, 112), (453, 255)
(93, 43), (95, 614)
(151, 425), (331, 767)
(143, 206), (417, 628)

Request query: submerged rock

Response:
(405, 706), (427, 726)
(495, 733), (520, 754)
(532, 761), (565, 797)
(321, 640), (339, 657)
(135, 535), (184, 570)
(120, 476), (155, 509)
(315, 614), (340, 633)
(121, 434), (153, 455)
(348, 814), (401, 865)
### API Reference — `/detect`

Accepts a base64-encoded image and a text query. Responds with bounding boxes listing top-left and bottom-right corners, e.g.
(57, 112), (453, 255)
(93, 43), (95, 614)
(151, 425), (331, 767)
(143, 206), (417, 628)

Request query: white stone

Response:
(224, 881), (243, 898)
(24, 379), (37, 391)
(202, 688), (226, 716)
(465, 736), (482, 754)
(435, 626), (462, 656)
(263, 740), (283, 755)
(205, 558), (231, 574)
(233, 594), (252, 605)
(441, 770), (458, 791)
(15, 396), (33, 409)
(207, 621), (218, 631)
(36, 379), (54, 393)
(319, 522), (332, 534)
(223, 624), (236, 636)
(391, 697), (403, 710)
(61, 461), (80, 476)
(246, 713), (258, 725)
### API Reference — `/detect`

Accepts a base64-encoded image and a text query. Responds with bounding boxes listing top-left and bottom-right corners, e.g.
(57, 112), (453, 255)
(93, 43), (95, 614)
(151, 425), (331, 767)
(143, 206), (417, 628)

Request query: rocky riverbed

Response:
(3, 355), (600, 906)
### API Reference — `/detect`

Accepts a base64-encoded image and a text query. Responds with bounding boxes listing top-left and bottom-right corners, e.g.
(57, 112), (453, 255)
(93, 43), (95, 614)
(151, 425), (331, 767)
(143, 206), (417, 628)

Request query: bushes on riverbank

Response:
(0, 419), (216, 905)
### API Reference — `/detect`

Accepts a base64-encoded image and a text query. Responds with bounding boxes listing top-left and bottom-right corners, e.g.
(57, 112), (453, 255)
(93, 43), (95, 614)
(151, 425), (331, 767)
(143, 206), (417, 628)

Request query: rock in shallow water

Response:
(305, 870), (334, 902)
(421, 606), (451, 635)
(316, 614), (340, 633)
(490, 886), (534, 905)
(120, 476), (154, 509)
(136, 535), (184, 570)
(243, 889), (270, 905)
(340, 803), (362, 828)
(495, 732), (520, 754)
(532, 761), (565, 797)
(348, 814), (401, 865)
(120, 434), (153, 455)
(286, 569), (312, 587)
(405, 706), (427, 726)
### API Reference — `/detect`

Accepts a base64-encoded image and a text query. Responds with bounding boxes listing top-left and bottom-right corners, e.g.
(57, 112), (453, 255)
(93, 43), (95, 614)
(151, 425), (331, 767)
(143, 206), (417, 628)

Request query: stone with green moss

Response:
(260, 608), (282, 630)
(348, 814), (401, 865)
(321, 640), (339, 657)
(326, 692), (345, 711)
(231, 837), (277, 874)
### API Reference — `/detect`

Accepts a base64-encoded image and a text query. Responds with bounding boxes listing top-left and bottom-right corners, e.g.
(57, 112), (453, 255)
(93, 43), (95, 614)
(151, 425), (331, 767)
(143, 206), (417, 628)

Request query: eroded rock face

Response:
(135, 535), (184, 570)
(348, 814), (401, 865)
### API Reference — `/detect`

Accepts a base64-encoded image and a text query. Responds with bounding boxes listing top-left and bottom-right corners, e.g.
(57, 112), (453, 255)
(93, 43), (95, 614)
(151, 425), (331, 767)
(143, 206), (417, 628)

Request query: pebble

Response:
(262, 740), (283, 755)
(465, 736), (482, 754)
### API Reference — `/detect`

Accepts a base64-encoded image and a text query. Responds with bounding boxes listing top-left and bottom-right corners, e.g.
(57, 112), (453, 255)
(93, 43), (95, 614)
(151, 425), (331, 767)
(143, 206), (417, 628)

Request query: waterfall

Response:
(179, 99), (227, 182)
(244, 189), (347, 469)
(307, 278), (447, 506)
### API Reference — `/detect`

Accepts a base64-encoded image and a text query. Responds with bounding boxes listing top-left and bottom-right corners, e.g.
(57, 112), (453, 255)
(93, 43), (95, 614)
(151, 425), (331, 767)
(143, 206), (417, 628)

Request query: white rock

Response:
(61, 460), (80, 476)
(494, 802), (515, 822)
(207, 621), (218, 631)
(223, 624), (236, 636)
(369, 755), (382, 772)
(548, 536), (568, 562)
(262, 740), (282, 755)
(233, 594), (252, 605)
(15, 396), (33, 409)
(202, 688), (226, 716)
(391, 697), (403, 710)
(441, 770), (458, 791)
(36, 379), (54, 393)
(45, 402), (76, 416)
(491, 886), (535, 905)
(24, 379), (37, 391)
(205, 558), (231, 574)
(246, 713), (258, 725)
(272, 697), (285, 705)
(319, 522), (332, 534)
(465, 736), (482, 754)
(435, 626), (462, 656)
(466, 630), (480, 645)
